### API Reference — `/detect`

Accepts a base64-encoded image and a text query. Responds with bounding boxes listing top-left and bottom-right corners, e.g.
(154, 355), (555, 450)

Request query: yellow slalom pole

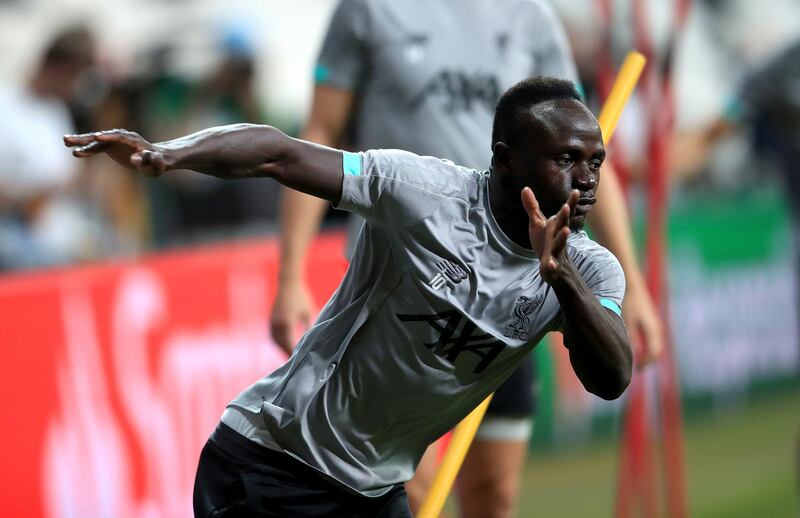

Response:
(416, 51), (647, 518)
(597, 51), (647, 144)
(416, 395), (493, 518)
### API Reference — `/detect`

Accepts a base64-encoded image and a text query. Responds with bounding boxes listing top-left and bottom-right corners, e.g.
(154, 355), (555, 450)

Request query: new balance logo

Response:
(436, 260), (468, 284)
(427, 259), (468, 290)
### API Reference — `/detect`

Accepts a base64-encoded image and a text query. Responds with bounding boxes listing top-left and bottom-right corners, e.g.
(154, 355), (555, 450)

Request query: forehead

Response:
(523, 99), (603, 150)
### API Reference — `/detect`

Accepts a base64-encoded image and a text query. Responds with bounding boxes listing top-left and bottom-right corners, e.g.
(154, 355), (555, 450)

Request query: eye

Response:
(556, 155), (574, 166)
(589, 159), (603, 171)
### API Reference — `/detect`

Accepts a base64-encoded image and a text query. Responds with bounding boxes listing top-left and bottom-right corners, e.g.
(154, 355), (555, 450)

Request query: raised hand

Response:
(521, 187), (579, 284)
(64, 129), (169, 177)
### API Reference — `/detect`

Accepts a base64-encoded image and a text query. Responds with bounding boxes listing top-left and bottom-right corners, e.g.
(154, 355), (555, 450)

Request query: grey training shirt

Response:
(224, 150), (625, 497)
(317, 0), (579, 170)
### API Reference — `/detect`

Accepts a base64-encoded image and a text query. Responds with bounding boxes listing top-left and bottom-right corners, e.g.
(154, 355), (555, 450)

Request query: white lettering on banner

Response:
(44, 288), (132, 518)
(669, 250), (799, 397)
(43, 265), (287, 518)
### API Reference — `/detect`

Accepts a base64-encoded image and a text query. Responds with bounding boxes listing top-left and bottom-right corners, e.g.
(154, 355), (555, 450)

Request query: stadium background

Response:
(0, 0), (797, 516)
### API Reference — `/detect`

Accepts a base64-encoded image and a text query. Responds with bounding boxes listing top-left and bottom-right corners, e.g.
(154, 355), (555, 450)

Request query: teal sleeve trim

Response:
(722, 97), (743, 122)
(314, 64), (330, 84)
(342, 151), (361, 176)
(599, 298), (622, 317)
(575, 82), (586, 102)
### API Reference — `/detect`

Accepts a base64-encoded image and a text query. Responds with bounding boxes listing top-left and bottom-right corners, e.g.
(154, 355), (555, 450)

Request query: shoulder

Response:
(361, 149), (482, 201)
(566, 232), (624, 276)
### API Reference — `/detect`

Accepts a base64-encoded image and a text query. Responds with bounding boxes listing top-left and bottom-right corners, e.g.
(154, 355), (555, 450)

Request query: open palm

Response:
(64, 129), (168, 177)
(521, 187), (579, 283)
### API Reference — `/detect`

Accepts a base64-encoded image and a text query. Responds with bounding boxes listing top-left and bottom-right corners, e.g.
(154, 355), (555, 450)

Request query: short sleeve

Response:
(552, 239), (626, 331)
(524, 0), (580, 87)
(575, 246), (626, 311)
(315, 0), (370, 91)
(336, 149), (472, 228)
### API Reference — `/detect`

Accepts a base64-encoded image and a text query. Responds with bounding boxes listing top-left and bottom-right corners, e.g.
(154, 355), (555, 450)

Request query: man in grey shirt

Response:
(65, 77), (632, 517)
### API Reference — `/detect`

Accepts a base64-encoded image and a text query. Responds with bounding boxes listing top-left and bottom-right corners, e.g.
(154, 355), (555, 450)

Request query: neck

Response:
(488, 171), (533, 250)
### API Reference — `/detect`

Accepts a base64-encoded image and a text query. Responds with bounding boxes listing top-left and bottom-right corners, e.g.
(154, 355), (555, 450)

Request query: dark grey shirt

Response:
(316, 0), (578, 170)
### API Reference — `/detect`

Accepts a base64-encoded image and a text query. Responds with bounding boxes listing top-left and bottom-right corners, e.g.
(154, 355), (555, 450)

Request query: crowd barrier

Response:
(0, 233), (347, 518)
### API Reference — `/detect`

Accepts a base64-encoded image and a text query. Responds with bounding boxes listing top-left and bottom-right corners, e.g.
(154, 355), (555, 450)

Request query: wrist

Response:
(156, 142), (187, 171)
(278, 270), (306, 287)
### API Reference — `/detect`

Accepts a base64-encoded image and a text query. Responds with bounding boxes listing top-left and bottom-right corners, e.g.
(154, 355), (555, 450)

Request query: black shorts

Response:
(486, 354), (537, 418)
(193, 423), (412, 517)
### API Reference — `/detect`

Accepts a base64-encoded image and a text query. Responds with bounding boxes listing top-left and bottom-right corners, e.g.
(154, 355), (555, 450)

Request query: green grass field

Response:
(509, 389), (799, 517)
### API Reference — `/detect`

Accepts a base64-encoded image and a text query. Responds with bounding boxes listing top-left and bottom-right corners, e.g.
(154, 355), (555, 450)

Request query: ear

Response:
(491, 141), (513, 179)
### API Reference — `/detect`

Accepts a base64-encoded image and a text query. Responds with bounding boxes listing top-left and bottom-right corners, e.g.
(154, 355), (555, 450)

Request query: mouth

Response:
(574, 197), (596, 216)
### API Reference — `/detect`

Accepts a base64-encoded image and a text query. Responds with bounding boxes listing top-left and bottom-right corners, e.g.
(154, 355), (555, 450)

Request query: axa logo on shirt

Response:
(397, 310), (505, 374)
(410, 70), (501, 113)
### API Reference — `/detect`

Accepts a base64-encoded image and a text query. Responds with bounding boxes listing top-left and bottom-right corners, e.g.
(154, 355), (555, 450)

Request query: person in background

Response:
(141, 30), (286, 246)
(0, 27), (97, 268)
(269, 1), (662, 516)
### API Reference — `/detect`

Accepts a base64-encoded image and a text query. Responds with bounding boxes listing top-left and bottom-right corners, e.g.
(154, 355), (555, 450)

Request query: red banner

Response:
(0, 233), (348, 517)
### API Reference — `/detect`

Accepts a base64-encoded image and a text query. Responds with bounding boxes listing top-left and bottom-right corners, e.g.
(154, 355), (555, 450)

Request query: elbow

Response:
(592, 363), (632, 401)
(596, 337), (634, 400)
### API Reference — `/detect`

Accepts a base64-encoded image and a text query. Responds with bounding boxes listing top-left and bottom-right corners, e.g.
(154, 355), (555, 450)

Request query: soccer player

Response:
(272, 1), (661, 515)
(65, 77), (633, 517)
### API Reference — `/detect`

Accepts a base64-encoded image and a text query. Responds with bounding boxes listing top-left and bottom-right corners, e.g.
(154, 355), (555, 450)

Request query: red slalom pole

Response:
(637, 0), (692, 515)
(616, 0), (659, 518)
(610, 0), (692, 515)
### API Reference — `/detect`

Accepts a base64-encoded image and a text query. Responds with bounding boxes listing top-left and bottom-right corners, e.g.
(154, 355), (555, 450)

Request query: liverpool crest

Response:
(504, 295), (542, 340)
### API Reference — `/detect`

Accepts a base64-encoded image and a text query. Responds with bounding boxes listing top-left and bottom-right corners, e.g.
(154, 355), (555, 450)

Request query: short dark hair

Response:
(491, 77), (582, 148)
(41, 26), (95, 68)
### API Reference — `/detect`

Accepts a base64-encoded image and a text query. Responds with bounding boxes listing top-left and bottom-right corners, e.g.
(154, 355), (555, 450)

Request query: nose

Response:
(573, 164), (597, 191)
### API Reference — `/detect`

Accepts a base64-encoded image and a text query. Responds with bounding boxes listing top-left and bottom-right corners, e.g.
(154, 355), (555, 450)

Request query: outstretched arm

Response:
(523, 187), (632, 400)
(64, 124), (344, 202)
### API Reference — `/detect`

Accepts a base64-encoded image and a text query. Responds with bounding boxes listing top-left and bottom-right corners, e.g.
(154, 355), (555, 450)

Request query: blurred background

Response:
(0, 0), (797, 516)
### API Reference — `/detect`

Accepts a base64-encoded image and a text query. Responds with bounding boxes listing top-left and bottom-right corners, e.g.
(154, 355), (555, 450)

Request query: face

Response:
(504, 99), (605, 230)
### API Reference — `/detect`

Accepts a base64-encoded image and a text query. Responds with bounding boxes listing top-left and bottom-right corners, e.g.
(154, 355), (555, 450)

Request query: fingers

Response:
(554, 197), (570, 232)
(71, 140), (112, 157)
(521, 187), (546, 226)
(94, 129), (143, 147)
(551, 225), (571, 256)
(270, 286), (314, 356)
(64, 129), (135, 146)
(622, 287), (665, 369)
(65, 133), (109, 157)
(566, 189), (579, 213)
(63, 134), (98, 146)
(635, 313), (664, 367)
(270, 318), (294, 355)
(64, 130), (143, 152)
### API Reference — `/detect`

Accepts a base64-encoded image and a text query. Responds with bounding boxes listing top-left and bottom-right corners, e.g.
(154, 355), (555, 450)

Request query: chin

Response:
(569, 217), (585, 232)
